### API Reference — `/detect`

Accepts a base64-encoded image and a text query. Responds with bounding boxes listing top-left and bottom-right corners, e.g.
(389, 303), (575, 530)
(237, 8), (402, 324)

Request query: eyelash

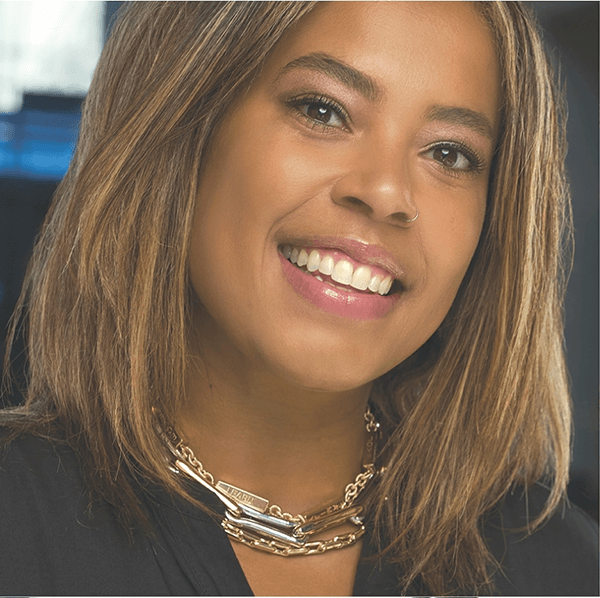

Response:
(422, 141), (485, 177)
(285, 94), (486, 176)
(286, 93), (350, 132)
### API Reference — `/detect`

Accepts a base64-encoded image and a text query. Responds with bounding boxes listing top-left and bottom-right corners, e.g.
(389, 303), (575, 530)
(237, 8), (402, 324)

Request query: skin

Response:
(182, 2), (501, 595)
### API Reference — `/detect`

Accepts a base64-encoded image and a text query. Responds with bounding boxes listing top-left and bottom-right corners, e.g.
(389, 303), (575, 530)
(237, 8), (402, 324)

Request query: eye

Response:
(423, 142), (484, 175)
(431, 147), (470, 170)
(302, 102), (344, 127)
(287, 94), (349, 131)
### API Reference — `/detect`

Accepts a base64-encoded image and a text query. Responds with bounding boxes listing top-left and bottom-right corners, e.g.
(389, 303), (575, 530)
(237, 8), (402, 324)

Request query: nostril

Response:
(340, 195), (373, 215)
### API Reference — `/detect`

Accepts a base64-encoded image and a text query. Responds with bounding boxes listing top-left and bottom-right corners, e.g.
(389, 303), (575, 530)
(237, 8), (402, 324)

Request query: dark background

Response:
(0, 2), (597, 521)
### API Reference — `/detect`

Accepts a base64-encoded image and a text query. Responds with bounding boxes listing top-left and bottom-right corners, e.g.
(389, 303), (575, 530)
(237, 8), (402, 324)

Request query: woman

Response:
(0, 2), (597, 596)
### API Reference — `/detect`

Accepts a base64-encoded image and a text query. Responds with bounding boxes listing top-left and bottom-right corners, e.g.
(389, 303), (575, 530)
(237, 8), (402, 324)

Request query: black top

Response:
(0, 432), (597, 596)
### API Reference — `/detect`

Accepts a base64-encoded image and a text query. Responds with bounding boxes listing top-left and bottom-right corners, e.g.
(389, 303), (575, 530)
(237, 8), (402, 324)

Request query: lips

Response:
(278, 239), (403, 321)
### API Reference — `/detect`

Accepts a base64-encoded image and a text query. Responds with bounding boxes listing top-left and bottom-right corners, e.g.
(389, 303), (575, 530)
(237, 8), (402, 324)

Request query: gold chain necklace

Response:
(153, 407), (381, 556)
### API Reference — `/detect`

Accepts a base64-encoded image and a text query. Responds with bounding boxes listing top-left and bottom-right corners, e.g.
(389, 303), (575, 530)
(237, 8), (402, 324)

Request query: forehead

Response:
(262, 1), (501, 129)
(273, 1), (496, 70)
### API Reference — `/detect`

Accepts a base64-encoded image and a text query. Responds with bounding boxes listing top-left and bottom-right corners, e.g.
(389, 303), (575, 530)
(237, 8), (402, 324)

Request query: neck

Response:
(176, 347), (371, 516)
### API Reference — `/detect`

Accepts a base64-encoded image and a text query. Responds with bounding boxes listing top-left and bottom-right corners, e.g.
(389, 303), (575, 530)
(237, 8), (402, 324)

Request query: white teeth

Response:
(350, 265), (372, 291)
(318, 255), (334, 276)
(378, 276), (393, 295)
(283, 245), (396, 296)
(306, 249), (321, 272)
(368, 274), (383, 293)
(331, 260), (353, 285)
(297, 248), (309, 267)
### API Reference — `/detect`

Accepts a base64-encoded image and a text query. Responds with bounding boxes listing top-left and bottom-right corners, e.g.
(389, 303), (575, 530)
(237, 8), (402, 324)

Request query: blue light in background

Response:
(0, 96), (81, 182)
(20, 140), (76, 180)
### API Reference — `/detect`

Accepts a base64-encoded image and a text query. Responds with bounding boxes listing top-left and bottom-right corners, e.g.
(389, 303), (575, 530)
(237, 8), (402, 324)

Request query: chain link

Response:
(342, 465), (375, 507)
(267, 504), (306, 524)
(173, 409), (378, 521)
(222, 521), (366, 556)
(179, 445), (215, 485)
(364, 406), (380, 433)
(155, 404), (380, 557)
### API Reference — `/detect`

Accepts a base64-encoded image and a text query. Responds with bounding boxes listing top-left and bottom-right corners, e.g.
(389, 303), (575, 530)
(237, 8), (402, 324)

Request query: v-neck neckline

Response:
(146, 481), (403, 595)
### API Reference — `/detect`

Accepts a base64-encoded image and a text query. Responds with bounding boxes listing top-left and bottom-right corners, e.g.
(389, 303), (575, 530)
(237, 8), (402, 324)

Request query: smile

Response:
(278, 243), (402, 321)
(281, 245), (395, 296)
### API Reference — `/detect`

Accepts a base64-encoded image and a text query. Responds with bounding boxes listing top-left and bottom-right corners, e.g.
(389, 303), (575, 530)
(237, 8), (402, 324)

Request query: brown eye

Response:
(434, 147), (455, 165)
(306, 103), (334, 123)
(427, 145), (474, 171)
(296, 99), (346, 128)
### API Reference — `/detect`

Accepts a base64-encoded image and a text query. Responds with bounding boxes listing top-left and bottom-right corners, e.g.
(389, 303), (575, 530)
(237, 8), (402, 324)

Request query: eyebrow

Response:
(425, 105), (496, 141)
(277, 54), (496, 140)
(277, 52), (381, 102)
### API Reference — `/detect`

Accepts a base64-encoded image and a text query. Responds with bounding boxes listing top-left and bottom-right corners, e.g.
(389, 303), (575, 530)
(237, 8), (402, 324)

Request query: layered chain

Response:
(223, 522), (366, 556)
(153, 406), (381, 556)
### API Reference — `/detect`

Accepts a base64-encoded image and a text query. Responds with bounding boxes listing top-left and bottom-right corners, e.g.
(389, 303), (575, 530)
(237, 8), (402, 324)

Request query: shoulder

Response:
(0, 428), (85, 520)
(486, 483), (599, 596)
(0, 427), (98, 530)
(0, 429), (175, 595)
(1, 425), (79, 480)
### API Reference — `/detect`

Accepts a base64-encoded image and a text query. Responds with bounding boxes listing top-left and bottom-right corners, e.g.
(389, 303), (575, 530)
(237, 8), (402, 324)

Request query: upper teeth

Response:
(282, 245), (394, 296)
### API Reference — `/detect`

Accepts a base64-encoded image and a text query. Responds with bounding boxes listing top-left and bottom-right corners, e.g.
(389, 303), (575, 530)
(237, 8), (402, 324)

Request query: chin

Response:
(259, 337), (405, 394)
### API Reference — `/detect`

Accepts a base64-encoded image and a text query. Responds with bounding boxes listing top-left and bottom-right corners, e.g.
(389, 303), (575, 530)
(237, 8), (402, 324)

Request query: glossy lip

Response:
(282, 236), (406, 282)
(278, 250), (402, 321)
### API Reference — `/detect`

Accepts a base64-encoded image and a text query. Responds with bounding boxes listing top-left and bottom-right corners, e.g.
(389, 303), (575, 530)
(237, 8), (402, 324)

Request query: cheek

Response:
(419, 194), (485, 312)
(440, 210), (484, 277)
(197, 135), (325, 236)
(187, 120), (334, 343)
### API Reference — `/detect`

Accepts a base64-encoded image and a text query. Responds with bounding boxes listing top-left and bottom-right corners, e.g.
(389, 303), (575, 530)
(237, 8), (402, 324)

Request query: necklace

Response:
(153, 406), (381, 556)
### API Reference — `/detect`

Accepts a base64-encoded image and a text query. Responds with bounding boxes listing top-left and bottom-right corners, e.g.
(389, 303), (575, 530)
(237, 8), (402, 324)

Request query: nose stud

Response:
(400, 208), (419, 224)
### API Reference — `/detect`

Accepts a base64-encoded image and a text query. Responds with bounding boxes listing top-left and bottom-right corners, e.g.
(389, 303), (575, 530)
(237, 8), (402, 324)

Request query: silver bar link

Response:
(224, 510), (308, 546)
(174, 459), (241, 516)
(294, 504), (363, 537)
(237, 501), (298, 531)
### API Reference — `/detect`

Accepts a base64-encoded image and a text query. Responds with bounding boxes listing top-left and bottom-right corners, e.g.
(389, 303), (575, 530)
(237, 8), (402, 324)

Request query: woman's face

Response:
(189, 2), (500, 391)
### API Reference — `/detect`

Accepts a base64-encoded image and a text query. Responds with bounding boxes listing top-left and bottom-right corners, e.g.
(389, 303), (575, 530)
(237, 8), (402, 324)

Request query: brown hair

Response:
(2, 2), (571, 595)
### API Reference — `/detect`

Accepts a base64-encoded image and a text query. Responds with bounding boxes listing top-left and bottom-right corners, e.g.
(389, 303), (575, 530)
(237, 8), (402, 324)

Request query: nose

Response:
(330, 147), (418, 227)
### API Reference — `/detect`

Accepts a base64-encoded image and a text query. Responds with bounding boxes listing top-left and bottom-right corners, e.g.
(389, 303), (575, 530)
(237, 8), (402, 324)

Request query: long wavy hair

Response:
(1, 2), (571, 595)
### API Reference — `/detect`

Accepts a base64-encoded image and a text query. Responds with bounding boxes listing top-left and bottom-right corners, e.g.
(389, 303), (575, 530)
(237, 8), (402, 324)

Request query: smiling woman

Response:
(0, 2), (597, 597)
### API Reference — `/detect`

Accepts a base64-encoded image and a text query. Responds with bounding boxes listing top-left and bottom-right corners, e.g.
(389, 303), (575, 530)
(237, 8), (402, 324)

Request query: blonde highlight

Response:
(2, 2), (572, 595)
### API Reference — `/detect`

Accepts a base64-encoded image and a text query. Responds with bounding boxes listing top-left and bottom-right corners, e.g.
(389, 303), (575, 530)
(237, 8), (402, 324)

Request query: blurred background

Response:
(0, 2), (597, 521)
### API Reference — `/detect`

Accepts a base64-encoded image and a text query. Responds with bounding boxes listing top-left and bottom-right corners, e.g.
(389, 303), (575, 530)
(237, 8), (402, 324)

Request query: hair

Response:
(1, 2), (571, 595)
